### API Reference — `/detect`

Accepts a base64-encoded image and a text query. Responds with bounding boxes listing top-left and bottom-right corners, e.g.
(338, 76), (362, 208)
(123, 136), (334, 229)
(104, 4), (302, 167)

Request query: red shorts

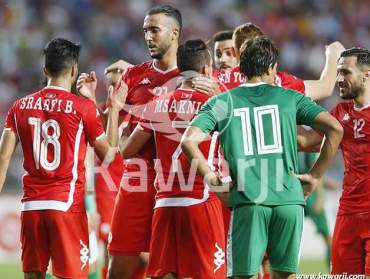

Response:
(21, 210), (89, 278)
(108, 178), (156, 256)
(147, 199), (226, 279)
(331, 212), (370, 275)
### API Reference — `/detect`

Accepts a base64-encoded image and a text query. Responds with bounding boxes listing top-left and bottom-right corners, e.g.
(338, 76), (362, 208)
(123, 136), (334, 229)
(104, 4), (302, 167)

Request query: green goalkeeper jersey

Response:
(191, 82), (326, 207)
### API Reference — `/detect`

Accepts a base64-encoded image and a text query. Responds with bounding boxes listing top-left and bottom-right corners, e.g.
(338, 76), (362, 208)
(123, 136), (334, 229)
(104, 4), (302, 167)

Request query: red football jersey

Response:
(139, 88), (219, 207)
(120, 61), (179, 180)
(331, 101), (370, 215)
(214, 66), (305, 93)
(4, 86), (105, 212)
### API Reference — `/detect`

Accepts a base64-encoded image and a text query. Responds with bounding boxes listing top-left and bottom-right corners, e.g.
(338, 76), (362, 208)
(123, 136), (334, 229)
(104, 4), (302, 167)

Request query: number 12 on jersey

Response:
(234, 105), (283, 156)
(28, 117), (61, 171)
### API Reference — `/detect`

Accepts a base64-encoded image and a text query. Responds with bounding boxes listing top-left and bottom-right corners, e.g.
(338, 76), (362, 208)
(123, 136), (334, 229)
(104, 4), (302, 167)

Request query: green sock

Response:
(45, 274), (53, 279)
(88, 271), (98, 279)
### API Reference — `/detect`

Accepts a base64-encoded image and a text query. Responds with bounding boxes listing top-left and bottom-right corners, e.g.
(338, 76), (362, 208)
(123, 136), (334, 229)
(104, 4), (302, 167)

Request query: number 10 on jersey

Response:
(234, 105), (283, 156)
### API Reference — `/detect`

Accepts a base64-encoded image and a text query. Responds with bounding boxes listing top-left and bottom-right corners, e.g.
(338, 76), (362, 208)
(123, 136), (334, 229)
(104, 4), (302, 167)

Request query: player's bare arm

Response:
(104, 59), (133, 75)
(303, 41), (345, 101)
(120, 125), (152, 159)
(181, 127), (222, 184)
(0, 130), (18, 192)
(296, 111), (343, 199)
(297, 126), (323, 152)
(105, 79), (151, 159)
(106, 80), (128, 148)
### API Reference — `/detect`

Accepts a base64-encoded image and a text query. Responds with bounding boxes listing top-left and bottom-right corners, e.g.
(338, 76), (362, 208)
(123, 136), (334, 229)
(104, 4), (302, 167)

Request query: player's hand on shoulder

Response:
(104, 59), (132, 75)
(107, 79), (128, 110)
(295, 173), (321, 200)
(191, 76), (221, 96)
(325, 41), (345, 59)
(77, 71), (98, 103)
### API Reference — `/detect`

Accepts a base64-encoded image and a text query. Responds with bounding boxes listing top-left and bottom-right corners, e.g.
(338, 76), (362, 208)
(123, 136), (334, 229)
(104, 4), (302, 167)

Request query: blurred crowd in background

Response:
(1, 0), (369, 190)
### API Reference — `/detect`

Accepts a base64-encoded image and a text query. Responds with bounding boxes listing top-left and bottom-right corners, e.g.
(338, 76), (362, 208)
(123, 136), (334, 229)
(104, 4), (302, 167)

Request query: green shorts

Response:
(227, 204), (304, 277)
(305, 192), (329, 237)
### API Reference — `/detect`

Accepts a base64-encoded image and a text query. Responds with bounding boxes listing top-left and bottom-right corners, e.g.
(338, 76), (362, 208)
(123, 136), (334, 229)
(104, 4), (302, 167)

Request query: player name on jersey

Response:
(217, 69), (246, 84)
(19, 96), (74, 114)
(154, 99), (203, 114)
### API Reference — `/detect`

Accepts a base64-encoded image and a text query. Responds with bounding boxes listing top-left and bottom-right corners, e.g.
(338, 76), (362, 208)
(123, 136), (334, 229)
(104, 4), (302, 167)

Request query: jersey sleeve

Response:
(83, 101), (106, 145)
(296, 94), (326, 127)
(190, 97), (218, 133)
(277, 72), (305, 94)
(4, 102), (17, 133)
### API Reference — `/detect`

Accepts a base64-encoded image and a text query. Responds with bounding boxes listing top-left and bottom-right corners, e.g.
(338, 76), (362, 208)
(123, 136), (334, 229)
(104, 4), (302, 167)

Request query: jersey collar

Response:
(44, 85), (70, 93)
(353, 101), (370, 111)
(152, 61), (177, 74)
(239, 82), (267, 87)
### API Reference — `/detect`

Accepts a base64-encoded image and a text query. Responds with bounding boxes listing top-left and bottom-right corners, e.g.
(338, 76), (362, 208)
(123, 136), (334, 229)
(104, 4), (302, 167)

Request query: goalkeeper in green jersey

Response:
(181, 36), (343, 279)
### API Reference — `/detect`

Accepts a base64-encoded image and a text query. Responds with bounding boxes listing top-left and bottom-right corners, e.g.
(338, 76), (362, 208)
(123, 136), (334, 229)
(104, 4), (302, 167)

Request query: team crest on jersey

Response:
(139, 77), (151, 85)
(213, 242), (225, 273)
(80, 240), (89, 270)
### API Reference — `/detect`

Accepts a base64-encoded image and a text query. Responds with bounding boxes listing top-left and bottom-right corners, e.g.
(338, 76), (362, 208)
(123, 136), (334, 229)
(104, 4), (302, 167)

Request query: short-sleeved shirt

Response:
(331, 101), (370, 215)
(120, 61), (179, 180)
(138, 88), (219, 207)
(4, 86), (105, 212)
(191, 82), (325, 207)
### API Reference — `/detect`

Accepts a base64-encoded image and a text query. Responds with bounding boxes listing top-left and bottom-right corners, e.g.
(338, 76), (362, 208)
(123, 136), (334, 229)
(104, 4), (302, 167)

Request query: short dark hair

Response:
(177, 39), (211, 73)
(43, 38), (80, 78)
(213, 30), (233, 43)
(240, 36), (279, 79)
(341, 47), (370, 69)
(233, 23), (264, 54)
(147, 4), (182, 31)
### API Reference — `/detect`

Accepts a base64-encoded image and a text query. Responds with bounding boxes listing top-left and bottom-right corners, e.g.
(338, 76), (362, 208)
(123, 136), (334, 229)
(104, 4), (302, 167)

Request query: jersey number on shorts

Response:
(234, 105), (283, 155)
(28, 117), (61, 171)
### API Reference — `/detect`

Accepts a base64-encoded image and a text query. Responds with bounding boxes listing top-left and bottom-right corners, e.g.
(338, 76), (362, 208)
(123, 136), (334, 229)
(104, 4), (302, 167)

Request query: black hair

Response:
(43, 38), (81, 77)
(177, 39), (211, 73)
(147, 4), (182, 31)
(240, 36), (279, 79)
(213, 30), (233, 43)
(341, 47), (370, 69)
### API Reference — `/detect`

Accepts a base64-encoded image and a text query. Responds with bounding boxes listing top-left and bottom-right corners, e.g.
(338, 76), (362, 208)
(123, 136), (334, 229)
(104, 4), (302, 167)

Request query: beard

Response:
(150, 41), (171, 59)
(340, 82), (363, 100)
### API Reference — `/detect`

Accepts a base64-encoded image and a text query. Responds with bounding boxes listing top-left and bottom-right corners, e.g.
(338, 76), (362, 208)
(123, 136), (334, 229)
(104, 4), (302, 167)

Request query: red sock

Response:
(130, 266), (147, 279)
(102, 266), (108, 279)
(263, 273), (270, 279)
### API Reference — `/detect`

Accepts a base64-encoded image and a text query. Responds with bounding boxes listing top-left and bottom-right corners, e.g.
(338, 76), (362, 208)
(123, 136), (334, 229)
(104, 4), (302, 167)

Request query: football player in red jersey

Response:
(107, 5), (181, 279)
(215, 22), (344, 101)
(0, 38), (122, 279)
(298, 47), (370, 276)
(108, 39), (226, 279)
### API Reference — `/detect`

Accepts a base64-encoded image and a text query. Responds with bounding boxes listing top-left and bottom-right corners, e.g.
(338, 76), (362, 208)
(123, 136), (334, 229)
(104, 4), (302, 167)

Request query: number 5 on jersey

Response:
(28, 117), (61, 171)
